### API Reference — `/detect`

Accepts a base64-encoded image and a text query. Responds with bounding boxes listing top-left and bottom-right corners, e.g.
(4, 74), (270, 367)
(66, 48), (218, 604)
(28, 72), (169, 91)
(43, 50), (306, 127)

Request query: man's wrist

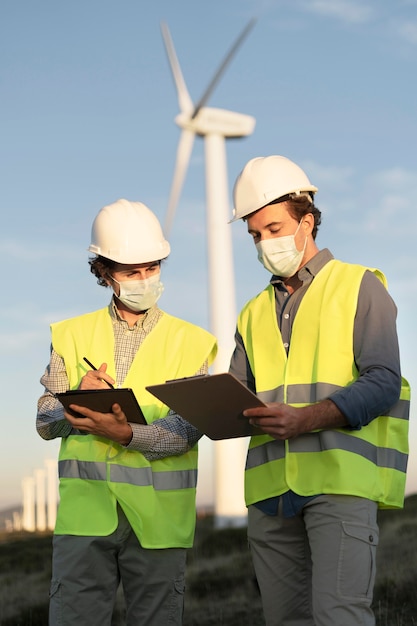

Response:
(121, 424), (133, 446)
(301, 399), (347, 431)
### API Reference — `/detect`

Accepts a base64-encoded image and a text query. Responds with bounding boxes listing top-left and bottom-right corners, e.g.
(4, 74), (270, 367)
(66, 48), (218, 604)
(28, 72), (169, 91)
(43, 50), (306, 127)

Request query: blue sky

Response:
(1, 0), (416, 511)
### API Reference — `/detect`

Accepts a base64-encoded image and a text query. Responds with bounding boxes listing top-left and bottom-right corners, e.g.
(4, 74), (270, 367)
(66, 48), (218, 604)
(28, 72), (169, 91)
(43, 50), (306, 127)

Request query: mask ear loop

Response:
(105, 273), (121, 298)
(106, 273), (119, 285)
(294, 219), (308, 254)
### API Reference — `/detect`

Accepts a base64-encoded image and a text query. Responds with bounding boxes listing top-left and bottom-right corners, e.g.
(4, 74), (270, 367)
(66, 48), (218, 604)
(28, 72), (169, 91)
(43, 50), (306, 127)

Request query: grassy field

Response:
(1, 495), (416, 625)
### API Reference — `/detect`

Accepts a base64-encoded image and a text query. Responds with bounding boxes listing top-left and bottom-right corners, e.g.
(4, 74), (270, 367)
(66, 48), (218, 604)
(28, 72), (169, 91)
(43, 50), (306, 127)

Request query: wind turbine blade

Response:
(161, 22), (194, 115)
(191, 17), (256, 120)
(164, 129), (195, 236)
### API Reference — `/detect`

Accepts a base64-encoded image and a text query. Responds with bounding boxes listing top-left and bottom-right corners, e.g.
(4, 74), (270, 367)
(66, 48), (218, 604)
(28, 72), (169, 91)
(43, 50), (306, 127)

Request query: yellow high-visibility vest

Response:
(238, 260), (410, 509)
(52, 307), (217, 547)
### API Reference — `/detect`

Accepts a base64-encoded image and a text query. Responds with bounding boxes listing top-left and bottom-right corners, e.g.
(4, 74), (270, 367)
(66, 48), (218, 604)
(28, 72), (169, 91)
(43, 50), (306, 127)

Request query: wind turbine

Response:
(161, 20), (256, 526)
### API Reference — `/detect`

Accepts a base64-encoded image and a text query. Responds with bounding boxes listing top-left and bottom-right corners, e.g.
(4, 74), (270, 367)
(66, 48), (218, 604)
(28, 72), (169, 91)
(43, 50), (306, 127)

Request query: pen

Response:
(83, 357), (115, 389)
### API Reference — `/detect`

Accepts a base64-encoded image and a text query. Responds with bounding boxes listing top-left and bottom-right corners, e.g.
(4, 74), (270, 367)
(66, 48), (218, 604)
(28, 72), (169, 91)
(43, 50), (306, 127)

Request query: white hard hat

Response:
(88, 199), (171, 264)
(231, 155), (318, 221)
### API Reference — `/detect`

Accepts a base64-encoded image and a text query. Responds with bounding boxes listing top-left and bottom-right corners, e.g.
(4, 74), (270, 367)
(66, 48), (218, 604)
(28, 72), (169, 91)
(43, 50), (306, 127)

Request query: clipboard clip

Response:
(164, 374), (208, 383)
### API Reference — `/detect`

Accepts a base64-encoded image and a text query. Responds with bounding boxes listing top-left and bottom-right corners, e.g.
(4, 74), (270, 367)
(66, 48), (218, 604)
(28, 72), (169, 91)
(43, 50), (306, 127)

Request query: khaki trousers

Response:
(49, 505), (187, 626)
(248, 494), (379, 626)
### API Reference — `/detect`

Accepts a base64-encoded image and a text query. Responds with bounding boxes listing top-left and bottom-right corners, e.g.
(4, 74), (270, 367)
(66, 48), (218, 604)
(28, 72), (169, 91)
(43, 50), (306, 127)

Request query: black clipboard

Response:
(56, 388), (147, 425)
(146, 372), (265, 440)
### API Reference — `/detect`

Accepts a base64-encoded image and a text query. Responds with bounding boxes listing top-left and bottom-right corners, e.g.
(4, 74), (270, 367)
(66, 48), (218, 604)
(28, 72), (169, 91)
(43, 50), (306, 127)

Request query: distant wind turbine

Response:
(161, 18), (256, 238)
(161, 20), (256, 525)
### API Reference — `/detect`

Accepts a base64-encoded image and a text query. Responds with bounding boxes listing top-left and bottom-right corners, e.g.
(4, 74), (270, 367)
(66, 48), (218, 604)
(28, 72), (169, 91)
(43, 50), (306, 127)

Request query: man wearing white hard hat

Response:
(37, 199), (217, 625)
(229, 156), (410, 626)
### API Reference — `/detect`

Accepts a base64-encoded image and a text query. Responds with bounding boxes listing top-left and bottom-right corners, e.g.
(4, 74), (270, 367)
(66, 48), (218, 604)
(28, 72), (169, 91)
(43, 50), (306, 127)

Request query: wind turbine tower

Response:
(161, 20), (256, 525)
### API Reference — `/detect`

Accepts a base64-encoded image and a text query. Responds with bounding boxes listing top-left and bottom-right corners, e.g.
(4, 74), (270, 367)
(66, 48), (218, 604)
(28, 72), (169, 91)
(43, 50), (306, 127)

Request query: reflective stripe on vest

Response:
(59, 459), (198, 490)
(258, 382), (345, 404)
(246, 430), (408, 473)
(258, 384), (410, 419)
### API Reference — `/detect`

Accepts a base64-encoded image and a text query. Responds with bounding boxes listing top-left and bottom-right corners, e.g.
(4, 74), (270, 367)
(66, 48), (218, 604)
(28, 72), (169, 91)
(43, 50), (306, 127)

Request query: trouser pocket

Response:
(338, 521), (379, 599)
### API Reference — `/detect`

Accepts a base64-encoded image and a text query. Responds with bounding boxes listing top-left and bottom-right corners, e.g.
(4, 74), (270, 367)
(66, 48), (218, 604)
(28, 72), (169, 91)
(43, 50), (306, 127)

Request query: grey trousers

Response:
(49, 506), (187, 626)
(248, 494), (379, 626)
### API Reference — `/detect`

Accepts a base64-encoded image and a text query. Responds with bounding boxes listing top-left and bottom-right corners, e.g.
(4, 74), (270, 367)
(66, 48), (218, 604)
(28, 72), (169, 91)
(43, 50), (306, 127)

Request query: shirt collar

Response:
(109, 298), (160, 330)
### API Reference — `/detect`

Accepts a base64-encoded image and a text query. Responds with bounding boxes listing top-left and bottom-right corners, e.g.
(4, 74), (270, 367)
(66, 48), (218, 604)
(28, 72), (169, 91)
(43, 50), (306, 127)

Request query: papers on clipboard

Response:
(146, 372), (266, 440)
(56, 388), (147, 424)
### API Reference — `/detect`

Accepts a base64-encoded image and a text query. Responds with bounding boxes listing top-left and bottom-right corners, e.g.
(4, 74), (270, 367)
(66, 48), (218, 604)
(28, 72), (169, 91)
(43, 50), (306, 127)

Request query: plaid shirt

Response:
(37, 300), (206, 460)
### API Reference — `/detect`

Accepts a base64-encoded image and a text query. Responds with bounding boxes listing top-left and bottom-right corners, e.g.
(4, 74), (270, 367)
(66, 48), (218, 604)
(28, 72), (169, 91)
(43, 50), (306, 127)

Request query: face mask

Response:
(111, 273), (164, 312)
(255, 220), (307, 278)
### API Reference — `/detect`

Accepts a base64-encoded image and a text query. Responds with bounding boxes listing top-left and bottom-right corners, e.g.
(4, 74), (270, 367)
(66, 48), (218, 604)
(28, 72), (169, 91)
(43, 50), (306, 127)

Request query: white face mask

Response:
(111, 273), (164, 312)
(255, 220), (307, 278)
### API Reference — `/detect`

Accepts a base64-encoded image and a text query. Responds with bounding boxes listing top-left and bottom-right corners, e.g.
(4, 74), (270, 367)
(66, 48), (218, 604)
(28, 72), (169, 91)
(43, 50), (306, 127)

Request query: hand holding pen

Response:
(80, 357), (116, 390)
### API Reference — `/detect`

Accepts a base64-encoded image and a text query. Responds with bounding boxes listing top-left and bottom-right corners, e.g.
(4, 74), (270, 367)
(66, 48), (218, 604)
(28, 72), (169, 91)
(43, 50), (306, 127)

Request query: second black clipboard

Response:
(146, 372), (265, 440)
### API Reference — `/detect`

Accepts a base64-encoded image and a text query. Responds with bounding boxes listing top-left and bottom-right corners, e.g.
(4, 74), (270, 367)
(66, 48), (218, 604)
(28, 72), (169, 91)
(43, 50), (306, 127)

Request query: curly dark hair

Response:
(88, 256), (164, 287)
(270, 194), (322, 240)
(88, 256), (118, 288)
